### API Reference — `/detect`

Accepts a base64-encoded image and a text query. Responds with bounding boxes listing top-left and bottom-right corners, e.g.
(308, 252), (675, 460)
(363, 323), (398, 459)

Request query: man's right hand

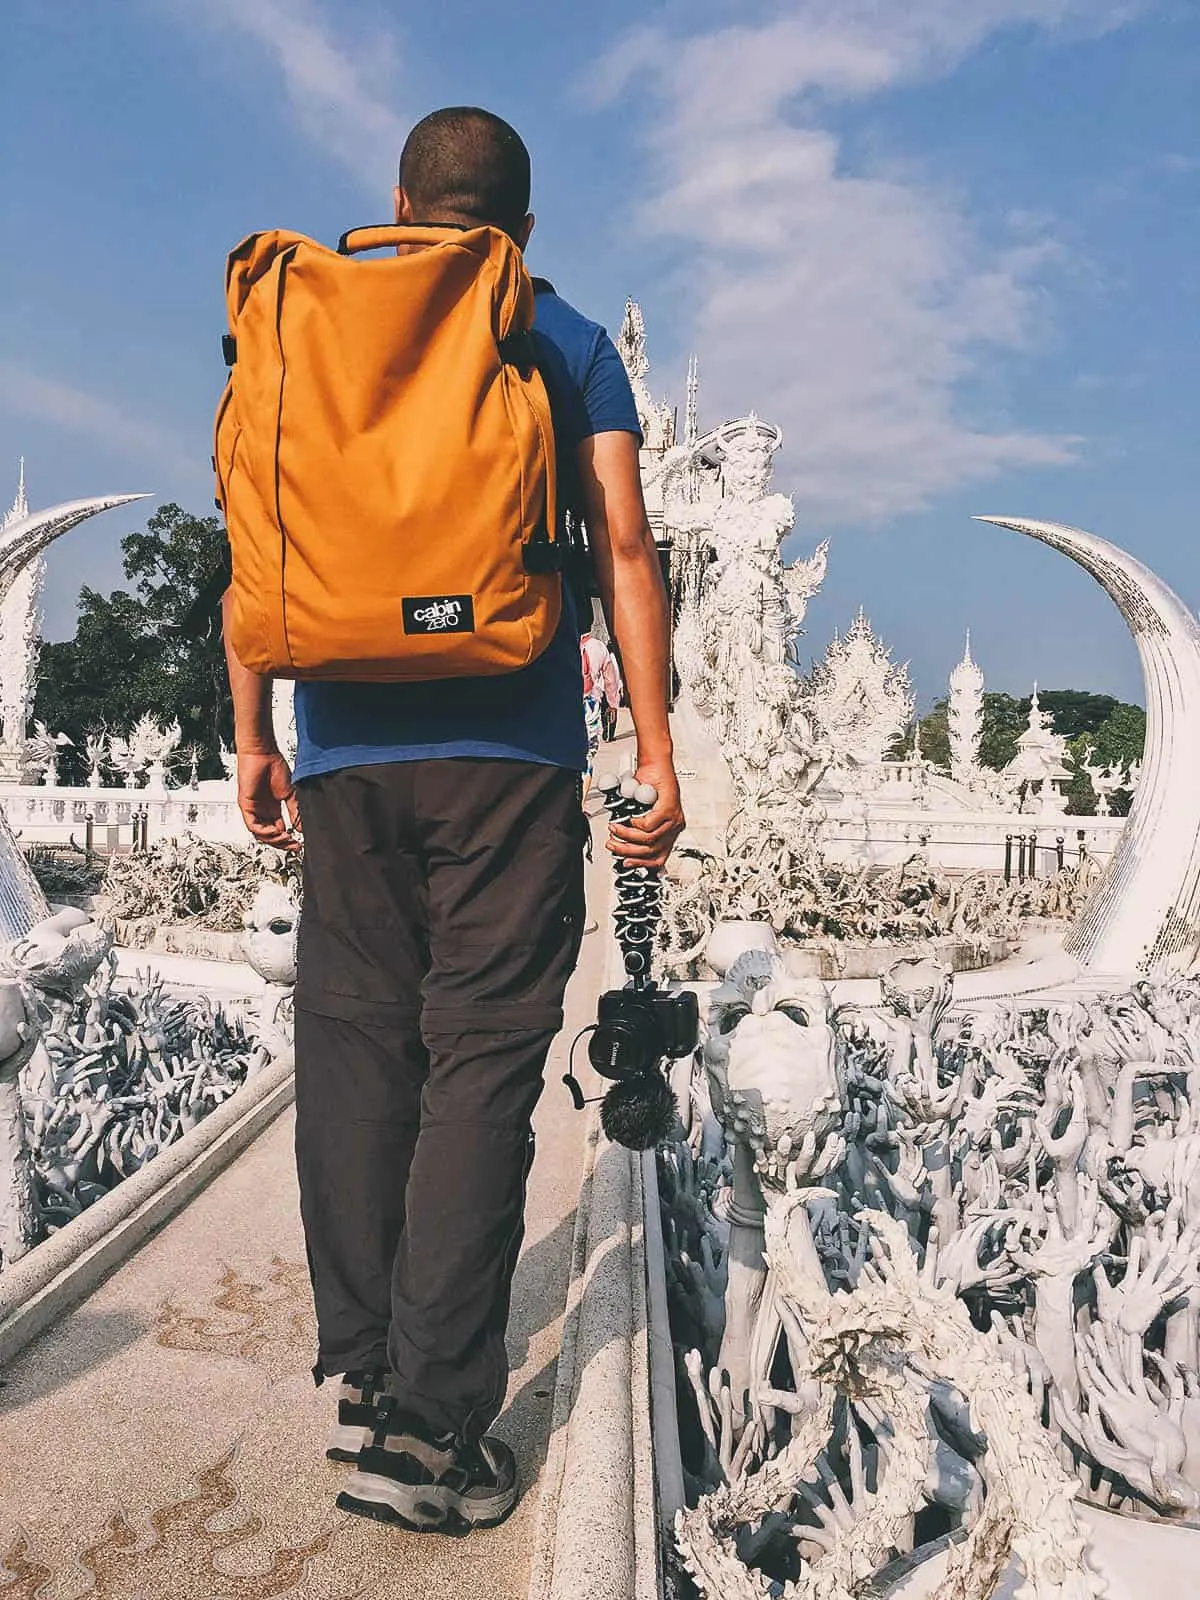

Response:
(607, 757), (685, 870)
(237, 749), (302, 852)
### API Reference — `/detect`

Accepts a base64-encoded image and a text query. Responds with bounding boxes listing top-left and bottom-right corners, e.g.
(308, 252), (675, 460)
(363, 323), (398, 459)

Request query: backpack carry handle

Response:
(338, 222), (473, 255)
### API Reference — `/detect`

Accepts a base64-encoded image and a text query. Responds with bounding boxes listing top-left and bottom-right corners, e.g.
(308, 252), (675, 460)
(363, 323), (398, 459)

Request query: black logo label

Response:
(402, 595), (475, 635)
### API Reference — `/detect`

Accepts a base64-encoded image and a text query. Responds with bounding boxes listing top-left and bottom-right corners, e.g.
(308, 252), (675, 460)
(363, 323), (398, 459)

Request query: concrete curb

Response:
(526, 1116), (659, 1600)
(527, 916), (661, 1600)
(0, 1054), (294, 1367)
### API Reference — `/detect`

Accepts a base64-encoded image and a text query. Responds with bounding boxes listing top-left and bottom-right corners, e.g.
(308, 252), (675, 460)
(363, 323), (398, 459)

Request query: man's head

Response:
(396, 107), (533, 248)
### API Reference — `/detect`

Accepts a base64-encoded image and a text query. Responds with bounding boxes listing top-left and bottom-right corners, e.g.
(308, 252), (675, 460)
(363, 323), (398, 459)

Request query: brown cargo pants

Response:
(293, 758), (586, 1443)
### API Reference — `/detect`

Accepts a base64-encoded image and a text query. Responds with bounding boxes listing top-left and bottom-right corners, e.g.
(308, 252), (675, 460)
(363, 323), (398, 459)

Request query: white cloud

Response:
(0, 363), (195, 483)
(175, 0), (406, 189)
(595, 1), (1141, 524)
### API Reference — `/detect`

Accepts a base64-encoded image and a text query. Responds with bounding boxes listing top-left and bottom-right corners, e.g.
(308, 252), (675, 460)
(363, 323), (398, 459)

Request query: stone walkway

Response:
(0, 781), (623, 1600)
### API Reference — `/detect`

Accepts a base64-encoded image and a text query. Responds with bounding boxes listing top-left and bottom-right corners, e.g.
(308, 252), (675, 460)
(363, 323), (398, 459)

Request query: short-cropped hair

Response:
(399, 107), (531, 238)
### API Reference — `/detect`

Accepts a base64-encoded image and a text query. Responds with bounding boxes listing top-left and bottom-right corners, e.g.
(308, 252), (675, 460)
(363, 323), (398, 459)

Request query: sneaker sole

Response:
(336, 1472), (517, 1534)
(326, 1421), (370, 1463)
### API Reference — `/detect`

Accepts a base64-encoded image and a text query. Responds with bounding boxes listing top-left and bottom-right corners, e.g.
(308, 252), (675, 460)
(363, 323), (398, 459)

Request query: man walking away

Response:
(222, 106), (684, 1537)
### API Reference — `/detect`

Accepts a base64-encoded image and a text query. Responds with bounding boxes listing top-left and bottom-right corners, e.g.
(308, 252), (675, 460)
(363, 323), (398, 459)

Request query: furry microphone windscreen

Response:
(600, 1073), (679, 1150)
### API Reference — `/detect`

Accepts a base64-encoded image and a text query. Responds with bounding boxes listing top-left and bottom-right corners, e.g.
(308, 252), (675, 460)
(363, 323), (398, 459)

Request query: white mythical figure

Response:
(24, 722), (72, 786)
(1080, 745), (1129, 817)
(667, 415), (828, 814)
(702, 946), (846, 1422)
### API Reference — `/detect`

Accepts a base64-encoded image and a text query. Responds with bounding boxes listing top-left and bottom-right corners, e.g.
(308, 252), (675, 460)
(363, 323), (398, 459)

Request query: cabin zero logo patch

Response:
(402, 595), (476, 635)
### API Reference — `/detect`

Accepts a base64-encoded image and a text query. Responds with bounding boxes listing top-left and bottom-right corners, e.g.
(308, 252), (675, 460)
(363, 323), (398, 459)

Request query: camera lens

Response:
(588, 1011), (656, 1078)
(623, 948), (650, 977)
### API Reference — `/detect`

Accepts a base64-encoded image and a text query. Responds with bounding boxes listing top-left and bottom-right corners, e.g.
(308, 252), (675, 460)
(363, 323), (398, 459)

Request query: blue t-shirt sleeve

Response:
(580, 328), (643, 444)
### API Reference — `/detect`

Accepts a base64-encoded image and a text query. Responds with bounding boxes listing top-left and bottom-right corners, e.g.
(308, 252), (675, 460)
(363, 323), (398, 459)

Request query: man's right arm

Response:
(576, 430), (684, 868)
(221, 590), (302, 852)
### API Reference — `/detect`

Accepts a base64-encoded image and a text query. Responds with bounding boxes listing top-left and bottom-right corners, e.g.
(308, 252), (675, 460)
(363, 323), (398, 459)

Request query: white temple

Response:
(1004, 684), (1074, 814)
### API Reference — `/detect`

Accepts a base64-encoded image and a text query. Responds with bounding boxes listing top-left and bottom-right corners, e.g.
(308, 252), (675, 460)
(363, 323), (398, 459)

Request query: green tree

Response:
(976, 693), (1030, 771)
(34, 504), (232, 784)
(1036, 690), (1120, 740)
(1063, 703), (1146, 818)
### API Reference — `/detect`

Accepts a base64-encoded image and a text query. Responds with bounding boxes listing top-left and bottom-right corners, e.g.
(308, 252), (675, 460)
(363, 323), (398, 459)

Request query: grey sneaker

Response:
(326, 1368), (390, 1463)
(336, 1401), (518, 1535)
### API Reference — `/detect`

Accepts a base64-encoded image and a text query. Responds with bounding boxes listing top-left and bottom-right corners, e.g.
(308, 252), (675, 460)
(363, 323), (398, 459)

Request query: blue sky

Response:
(1, 0), (1196, 710)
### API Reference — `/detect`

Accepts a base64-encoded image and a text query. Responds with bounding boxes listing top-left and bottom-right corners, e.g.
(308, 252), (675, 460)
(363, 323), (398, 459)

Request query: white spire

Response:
(3, 459), (27, 530)
(950, 629), (984, 692)
(948, 628), (985, 783)
(685, 355), (699, 448)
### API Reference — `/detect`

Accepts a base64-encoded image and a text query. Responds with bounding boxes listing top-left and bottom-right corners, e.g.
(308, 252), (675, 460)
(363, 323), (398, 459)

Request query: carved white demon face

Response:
(242, 883), (298, 987)
(703, 947), (845, 1188)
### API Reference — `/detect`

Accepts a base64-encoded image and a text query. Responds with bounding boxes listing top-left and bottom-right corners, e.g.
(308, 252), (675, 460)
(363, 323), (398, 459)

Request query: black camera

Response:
(588, 983), (700, 1080)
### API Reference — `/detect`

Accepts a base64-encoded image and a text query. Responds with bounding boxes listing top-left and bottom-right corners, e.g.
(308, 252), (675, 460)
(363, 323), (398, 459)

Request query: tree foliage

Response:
(34, 504), (232, 784)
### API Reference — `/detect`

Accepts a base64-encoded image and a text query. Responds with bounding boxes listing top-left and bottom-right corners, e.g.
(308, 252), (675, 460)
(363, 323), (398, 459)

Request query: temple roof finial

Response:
(4, 459), (27, 527)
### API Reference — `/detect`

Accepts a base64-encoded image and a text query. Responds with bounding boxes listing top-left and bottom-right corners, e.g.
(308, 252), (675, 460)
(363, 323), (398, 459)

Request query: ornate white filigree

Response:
(808, 610), (915, 775)
(662, 928), (1200, 1597)
(1080, 745), (1130, 817)
(666, 413), (830, 825)
(616, 299), (675, 453)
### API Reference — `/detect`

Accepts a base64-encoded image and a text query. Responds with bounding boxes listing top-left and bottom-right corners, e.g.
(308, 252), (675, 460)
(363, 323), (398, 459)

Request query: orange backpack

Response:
(214, 224), (560, 681)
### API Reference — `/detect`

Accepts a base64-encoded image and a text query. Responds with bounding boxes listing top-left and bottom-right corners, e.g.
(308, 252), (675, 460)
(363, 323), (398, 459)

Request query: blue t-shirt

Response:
(292, 288), (642, 782)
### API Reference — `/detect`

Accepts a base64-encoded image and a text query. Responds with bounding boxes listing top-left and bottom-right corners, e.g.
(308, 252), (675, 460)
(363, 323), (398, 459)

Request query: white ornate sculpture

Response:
(0, 977), (43, 1267)
(0, 935), (288, 1265)
(106, 714), (178, 789)
(667, 414), (829, 822)
(949, 631), (986, 786)
(24, 721), (72, 787)
(242, 881), (297, 1077)
(977, 516), (1200, 976)
(615, 299), (675, 454)
(83, 728), (107, 789)
(662, 948), (1200, 1596)
(107, 731), (142, 789)
(1080, 745), (1129, 817)
(0, 469), (148, 786)
(807, 610), (915, 775)
(135, 713), (180, 790)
